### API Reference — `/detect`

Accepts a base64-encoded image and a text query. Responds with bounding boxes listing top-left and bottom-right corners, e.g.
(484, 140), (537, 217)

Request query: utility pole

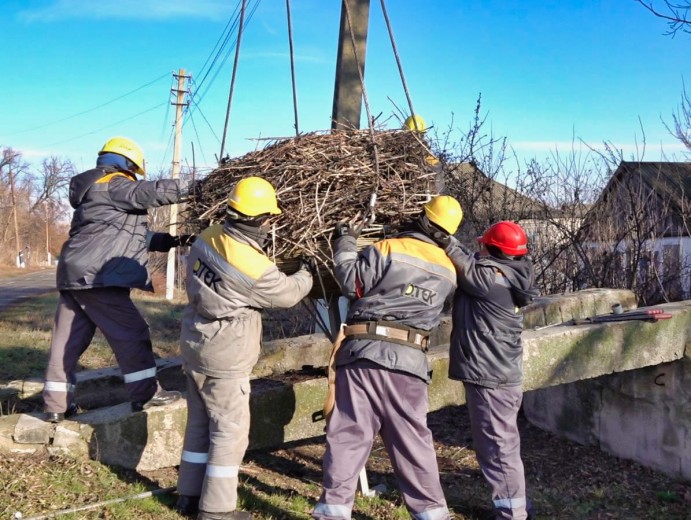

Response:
(8, 167), (21, 266)
(331, 0), (371, 130)
(166, 68), (189, 301)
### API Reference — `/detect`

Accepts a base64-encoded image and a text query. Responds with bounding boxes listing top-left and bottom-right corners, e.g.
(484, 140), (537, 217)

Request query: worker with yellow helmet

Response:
(313, 195), (463, 520)
(175, 177), (314, 519)
(43, 136), (194, 423)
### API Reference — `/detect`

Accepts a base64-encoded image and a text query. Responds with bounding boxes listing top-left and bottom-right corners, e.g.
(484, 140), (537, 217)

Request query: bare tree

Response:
(635, 0), (691, 36)
(665, 83), (691, 151)
(29, 156), (74, 213)
(426, 98), (691, 304)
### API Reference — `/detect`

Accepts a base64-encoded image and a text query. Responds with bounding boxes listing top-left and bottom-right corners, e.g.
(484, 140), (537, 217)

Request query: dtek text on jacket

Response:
(179, 221), (313, 379)
(333, 229), (457, 382)
(445, 245), (538, 387)
(57, 166), (186, 291)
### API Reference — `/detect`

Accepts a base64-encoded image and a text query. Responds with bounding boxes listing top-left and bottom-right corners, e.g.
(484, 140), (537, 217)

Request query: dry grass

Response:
(3, 407), (689, 519)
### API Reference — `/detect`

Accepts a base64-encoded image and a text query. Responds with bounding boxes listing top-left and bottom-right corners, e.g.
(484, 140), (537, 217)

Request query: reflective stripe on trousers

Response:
(43, 288), (158, 413)
(465, 383), (528, 520)
(176, 368), (251, 513)
(312, 361), (450, 520)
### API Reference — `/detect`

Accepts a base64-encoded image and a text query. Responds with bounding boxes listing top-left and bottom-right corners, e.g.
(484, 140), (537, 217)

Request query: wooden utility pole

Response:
(8, 167), (20, 265)
(166, 68), (189, 301)
(331, 0), (371, 130)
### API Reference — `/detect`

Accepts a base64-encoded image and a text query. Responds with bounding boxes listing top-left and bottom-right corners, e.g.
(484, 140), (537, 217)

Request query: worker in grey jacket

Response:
(312, 195), (463, 520)
(43, 136), (192, 423)
(175, 177), (313, 520)
(444, 221), (539, 520)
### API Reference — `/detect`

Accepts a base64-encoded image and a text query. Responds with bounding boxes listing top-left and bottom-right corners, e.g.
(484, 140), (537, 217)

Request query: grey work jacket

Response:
(333, 230), (457, 382)
(179, 221), (313, 379)
(56, 167), (186, 291)
(445, 244), (538, 388)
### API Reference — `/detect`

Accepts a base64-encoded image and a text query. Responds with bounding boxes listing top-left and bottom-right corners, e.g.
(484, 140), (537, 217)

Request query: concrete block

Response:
(78, 400), (187, 472)
(53, 423), (85, 450)
(523, 381), (602, 445)
(13, 413), (51, 444)
(599, 388), (683, 478)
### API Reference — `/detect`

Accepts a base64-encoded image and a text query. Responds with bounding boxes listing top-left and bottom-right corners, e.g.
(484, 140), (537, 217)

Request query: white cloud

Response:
(18, 0), (231, 23)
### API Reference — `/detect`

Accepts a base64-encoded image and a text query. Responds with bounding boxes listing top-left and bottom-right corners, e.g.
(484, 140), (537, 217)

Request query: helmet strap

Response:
(417, 214), (449, 239)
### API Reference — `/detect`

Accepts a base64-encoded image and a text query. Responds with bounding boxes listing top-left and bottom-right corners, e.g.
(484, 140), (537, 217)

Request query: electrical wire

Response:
(12, 72), (170, 136)
(191, 0), (261, 110)
(219, 0), (248, 160)
(46, 102), (168, 147)
(187, 106), (211, 167)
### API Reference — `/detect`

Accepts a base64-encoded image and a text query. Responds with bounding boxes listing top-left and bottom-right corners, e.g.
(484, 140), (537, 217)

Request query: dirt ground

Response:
(137, 404), (690, 520)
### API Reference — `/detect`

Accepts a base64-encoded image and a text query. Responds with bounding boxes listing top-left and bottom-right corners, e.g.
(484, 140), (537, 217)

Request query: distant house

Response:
(443, 162), (543, 243)
(581, 161), (691, 302)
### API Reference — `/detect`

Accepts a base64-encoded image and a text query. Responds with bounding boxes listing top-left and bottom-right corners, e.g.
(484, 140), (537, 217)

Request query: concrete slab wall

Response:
(523, 358), (691, 480)
(3, 288), (691, 479)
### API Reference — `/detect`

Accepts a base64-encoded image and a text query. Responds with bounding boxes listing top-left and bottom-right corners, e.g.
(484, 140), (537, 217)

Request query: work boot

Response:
(131, 389), (181, 412)
(44, 403), (78, 423)
(197, 511), (253, 520)
(174, 495), (200, 518)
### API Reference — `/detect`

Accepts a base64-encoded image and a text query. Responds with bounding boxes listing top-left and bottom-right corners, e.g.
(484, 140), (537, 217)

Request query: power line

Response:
(46, 102), (168, 147)
(13, 72), (170, 136)
(189, 0), (261, 112)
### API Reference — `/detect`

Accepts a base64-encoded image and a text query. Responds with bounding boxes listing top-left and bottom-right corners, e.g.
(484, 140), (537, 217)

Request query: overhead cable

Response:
(13, 72), (170, 136)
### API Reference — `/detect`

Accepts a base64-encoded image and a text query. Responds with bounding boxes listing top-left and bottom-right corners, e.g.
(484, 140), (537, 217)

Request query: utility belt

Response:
(343, 321), (430, 352)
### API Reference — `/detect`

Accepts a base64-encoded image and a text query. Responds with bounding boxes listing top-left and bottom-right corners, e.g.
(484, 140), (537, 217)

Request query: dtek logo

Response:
(193, 259), (222, 292)
(404, 283), (436, 305)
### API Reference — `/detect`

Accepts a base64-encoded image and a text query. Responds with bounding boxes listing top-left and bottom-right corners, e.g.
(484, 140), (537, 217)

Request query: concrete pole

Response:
(331, 0), (370, 130)
(165, 69), (187, 301)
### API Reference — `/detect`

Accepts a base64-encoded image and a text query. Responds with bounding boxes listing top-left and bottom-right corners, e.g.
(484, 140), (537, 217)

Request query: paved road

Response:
(0, 268), (57, 310)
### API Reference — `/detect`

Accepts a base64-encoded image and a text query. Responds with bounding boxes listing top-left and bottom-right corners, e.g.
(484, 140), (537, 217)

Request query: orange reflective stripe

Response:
(95, 172), (135, 184)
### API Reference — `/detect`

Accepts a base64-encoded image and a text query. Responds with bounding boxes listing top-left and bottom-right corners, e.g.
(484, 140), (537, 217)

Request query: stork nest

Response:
(183, 129), (441, 298)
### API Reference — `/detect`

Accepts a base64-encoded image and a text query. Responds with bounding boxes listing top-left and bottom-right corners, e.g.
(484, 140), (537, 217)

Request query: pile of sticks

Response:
(183, 129), (440, 297)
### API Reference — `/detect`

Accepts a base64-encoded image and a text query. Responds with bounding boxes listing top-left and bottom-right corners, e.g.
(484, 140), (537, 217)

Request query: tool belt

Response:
(343, 321), (430, 352)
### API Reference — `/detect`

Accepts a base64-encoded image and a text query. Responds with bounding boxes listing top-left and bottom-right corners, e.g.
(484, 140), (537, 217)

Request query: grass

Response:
(0, 292), (185, 383)
(0, 292), (689, 519)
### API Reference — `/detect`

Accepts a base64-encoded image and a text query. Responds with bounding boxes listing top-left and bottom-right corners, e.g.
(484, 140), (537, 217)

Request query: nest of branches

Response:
(183, 129), (440, 298)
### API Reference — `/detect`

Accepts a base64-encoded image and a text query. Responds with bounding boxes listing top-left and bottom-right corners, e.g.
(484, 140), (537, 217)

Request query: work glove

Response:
(334, 215), (364, 240)
(298, 255), (319, 275)
(149, 233), (196, 252)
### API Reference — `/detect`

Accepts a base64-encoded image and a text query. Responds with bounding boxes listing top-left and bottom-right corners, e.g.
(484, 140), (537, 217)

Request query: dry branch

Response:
(183, 129), (440, 297)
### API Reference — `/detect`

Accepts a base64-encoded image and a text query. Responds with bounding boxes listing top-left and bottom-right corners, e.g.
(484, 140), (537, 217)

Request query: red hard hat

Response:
(477, 221), (528, 256)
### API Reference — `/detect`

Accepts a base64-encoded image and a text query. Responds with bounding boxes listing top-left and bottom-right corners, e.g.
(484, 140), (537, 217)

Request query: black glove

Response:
(334, 217), (363, 239)
(299, 255), (319, 275)
(149, 233), (196, 252)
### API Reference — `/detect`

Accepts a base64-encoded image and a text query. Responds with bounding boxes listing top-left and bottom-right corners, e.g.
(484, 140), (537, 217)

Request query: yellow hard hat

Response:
(404, 114), (426, 132)
(99, 136), (146, 176)
(424, 195), (463, 235)
(227, 176), (282, 217)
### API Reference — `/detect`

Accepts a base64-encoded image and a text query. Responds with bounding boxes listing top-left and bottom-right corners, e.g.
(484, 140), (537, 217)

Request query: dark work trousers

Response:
(313, 361), (450, 520)
(43, 288), (158, 413)
(465, 383), (528, 520)
(176, 368), (251, 514)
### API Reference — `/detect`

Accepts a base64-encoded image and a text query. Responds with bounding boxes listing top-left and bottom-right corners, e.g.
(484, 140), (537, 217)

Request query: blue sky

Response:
(1, 0), (688, 176)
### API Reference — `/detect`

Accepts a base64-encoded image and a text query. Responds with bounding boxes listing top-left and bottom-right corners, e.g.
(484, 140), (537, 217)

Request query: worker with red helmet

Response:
(444, 220), (539, 520)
